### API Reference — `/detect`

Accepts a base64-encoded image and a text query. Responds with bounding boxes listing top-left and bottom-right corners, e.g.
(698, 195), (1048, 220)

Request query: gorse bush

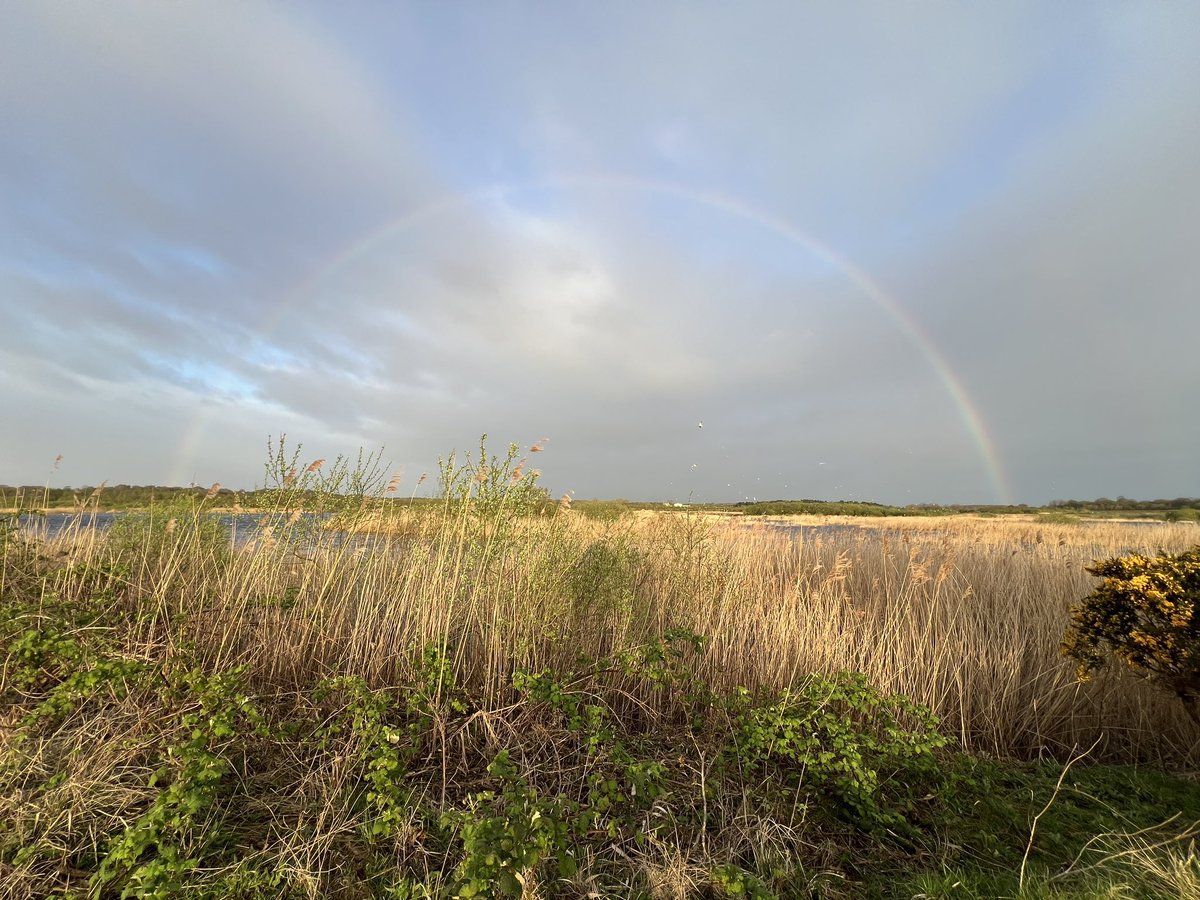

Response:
(1063, 545), (1200, 726)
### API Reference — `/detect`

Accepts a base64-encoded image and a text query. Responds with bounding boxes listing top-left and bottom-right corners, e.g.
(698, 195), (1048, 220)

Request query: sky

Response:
(2, 2), (1198, 506)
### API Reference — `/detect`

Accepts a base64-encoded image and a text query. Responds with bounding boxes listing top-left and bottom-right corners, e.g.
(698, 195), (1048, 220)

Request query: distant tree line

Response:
(0, 484), (235, 510)
(1047, 496), (1199, 511)
(734, 500), (945, 517)
(3, 485), (1196, 520)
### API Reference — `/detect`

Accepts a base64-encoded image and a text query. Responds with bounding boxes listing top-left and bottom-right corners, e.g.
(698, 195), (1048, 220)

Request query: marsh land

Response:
(3, 461), (1199, 898)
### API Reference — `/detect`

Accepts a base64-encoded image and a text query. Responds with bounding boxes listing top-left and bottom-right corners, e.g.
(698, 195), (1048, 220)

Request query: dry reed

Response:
(28, 506), (1200, 767)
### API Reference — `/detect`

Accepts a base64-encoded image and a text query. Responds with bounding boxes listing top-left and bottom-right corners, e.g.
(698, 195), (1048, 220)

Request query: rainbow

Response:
(171, 174), (1013, 503)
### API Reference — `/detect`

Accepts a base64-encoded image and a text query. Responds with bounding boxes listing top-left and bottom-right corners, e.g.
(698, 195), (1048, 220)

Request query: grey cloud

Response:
(3, 2), (1197, 504)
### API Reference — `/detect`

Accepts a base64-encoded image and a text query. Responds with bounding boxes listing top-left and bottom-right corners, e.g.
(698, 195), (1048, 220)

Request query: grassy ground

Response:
(2, 449), (1198, 898)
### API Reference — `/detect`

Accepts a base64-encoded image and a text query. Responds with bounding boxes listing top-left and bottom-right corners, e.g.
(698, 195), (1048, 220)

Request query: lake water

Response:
(12, 512), (300, 544)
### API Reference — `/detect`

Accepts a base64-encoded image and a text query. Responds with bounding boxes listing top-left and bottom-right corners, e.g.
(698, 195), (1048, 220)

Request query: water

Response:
(744, 519), (871, 538)
(14, 511), (299, 544)
(735, 516), (1176, 544)
(8, 512), (422, 559)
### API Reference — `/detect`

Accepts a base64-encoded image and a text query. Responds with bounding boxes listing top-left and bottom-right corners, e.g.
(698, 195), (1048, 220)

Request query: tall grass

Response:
(5, 447), (1200, 898)
(695, 515), (1200, 764)
(21, 479), (1200, 767)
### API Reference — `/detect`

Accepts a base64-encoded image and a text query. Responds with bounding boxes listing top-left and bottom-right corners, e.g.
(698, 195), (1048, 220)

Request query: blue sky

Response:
(2, 2), (1198, 504)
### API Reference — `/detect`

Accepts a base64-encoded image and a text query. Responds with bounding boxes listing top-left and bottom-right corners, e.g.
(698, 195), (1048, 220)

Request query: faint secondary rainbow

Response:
(173, 174), (1013, 503)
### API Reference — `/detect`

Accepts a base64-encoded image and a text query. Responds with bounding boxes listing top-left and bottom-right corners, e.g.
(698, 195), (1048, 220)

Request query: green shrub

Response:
(710, 863), (775, 899)
(572, 500), (631, 523)
(106, 498), (230, 567)
(92, 667), (265, 899)
(731, 671), (949, 832)
(1039, 511), (1080, 525)
(437, 435), (552, 526)
(565, 538), (644, 639)
(442, 750), (576, 898)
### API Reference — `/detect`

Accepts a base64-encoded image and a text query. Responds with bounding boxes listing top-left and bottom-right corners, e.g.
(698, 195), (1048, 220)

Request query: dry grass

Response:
(694, 515), (1200, 764)
(5, 493), (1200, 897)
(26, 504), (1200, 766)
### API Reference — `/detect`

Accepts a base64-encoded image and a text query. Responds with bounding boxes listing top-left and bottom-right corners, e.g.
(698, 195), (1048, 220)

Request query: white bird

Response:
(698, 421), (703, 428)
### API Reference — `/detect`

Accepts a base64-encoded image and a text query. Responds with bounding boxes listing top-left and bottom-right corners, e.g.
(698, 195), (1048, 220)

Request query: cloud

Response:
(2, 2), (1197, 503)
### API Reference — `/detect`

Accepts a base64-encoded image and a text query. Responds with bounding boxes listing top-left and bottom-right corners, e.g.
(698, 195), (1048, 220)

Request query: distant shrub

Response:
(572, 499), (631, 522)
(1063, 546), (1200, 726)
(1040, 511), (1080, 525)
(106, 497), (229, 566)
(437, 434), (552, 526)
(739, 500), (938, 517)
(1165, 508), (1199, 522)
(565, 538), (644, 641)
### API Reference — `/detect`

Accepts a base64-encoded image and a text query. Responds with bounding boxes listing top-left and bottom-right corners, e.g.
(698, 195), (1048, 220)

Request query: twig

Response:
(1019, 736), (1101, 891)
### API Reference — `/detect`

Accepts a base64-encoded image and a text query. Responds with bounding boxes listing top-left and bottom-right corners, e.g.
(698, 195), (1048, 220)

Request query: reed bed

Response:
(706, 516), (1200, 764)
(5, 482), (1200, 898)
(26, 502), (1200, 767)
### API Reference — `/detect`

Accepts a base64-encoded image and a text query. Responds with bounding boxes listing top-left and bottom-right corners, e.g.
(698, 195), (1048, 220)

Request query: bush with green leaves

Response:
(1063, 546), (1200, 726)
(442, 750), (577, 898)
(260, 433), (391, 526)
(1164, 508), (1199, 522)
(314, 645), (471, 845)
(565, 537), (644, 638)
(731, 671), (949, 833)
(710, 863), (775, 899)
(437, 435), (552, 526)
(105, 495), (230, 569)
(91, 667), (266, 899)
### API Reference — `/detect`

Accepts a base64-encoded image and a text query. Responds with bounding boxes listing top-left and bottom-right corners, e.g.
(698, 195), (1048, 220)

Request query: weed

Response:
(731, 672), (949, 833)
